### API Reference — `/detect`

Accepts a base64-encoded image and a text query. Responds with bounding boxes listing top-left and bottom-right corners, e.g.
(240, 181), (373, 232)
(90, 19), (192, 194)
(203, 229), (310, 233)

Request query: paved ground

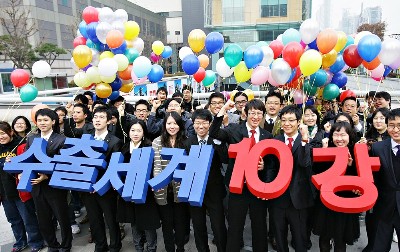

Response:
(1, 205), (398, 252)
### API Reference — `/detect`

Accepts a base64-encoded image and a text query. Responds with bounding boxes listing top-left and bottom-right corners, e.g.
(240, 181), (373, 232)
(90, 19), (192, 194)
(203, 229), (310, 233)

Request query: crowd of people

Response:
(0, 85), (399, 252)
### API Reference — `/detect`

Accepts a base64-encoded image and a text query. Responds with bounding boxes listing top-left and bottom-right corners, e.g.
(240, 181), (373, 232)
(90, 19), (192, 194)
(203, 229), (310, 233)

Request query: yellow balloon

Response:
(100, 74), (116, 83)
(234, 61), (252, 83)
(99, 51), (115, 61)
(230, 90), (238, 101)
(72, 45), (92, 69)
(124, 21), (140, 40)
(74, 72), (91, 87)
(334, 31), (348, 52)
(188, 29), (206, 53)
(126, 40), (134, 48)
(322, 49), (338, 69)
(95, 83), (112, 98)
(120, 82), (134, 93)
(244, 89), (255, 101)
(86, 66), (101, 84)
(152, 41), (164, 55)
(299, 50), (322, 76)
(113, 54), (129, 71)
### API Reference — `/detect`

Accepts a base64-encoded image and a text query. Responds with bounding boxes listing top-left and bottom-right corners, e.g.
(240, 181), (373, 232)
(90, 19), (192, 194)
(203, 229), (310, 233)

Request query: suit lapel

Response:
(240, 123), (250, 138)
(383, 139), (397, 184)
(291, 134), (301, 153)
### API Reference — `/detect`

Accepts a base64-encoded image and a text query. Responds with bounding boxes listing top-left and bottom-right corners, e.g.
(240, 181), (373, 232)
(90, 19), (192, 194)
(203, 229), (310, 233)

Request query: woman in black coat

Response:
(116, 118), (160, 252)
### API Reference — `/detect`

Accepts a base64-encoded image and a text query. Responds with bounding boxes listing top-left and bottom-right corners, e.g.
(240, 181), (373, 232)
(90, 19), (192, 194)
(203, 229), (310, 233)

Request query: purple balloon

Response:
(150, 52), (161, 63)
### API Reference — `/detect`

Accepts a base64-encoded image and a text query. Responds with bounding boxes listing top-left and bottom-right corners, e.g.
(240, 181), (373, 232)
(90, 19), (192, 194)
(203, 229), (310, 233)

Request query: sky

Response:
(311, 0), (399, 36)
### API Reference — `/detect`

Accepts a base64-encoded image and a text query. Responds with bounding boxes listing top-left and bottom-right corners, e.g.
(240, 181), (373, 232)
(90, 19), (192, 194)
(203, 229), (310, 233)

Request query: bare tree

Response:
(357, 21), (387, 40)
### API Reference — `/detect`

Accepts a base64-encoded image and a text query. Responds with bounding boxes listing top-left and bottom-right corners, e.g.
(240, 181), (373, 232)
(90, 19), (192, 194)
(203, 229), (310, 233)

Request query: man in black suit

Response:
(184, 109), (227, 252)
(81, 106), (122, 252)
(64, 103), (94, 138)
(371, 108), (400, 252)
(210, 99), (275, 252)
(271, 105), (314, 252)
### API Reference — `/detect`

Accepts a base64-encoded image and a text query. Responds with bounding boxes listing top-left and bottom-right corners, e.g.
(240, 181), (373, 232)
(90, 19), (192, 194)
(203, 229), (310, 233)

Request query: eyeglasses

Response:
(248, 112), (264, 117)
(281, 119), (298, 124)
(15, 123), (26, 126)
(235, 100), (247, 105)
(193, 122), (210, 127)
(388, 124), (400, 130)
(210, 101), (224, 106)
(168, 104), (181, 108)
(135, 109), (148, 113)
(266, 102), (281, 106)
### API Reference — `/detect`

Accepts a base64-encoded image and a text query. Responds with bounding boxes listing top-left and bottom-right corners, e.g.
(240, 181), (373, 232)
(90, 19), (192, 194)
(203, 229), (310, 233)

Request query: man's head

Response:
(156, 87), (168, 102)
(366, 91), (376, 108)
(182, 86), (193, 102)
(233, 92), (248, 113)
(73, 104), (89, 124)
(165, 98), (183, 115)
(341, 97), (359, 116)
(109, 106), (119, 125)
(279, 105), (301, 137)
(35, 108), (57, 134)
(244, 99), (266, 130)
(374, 91), (391, 109)
(386, 108), (400, 144)
(92, 106), (111, 131)
(93, 100), (107, 111)
(109, 96), (125, 108)
(134, 99), (150, 121)
(74, 94), (89, 106)
(265, 91), (283, 117)
(83, 91), (94, 106)
(172, 92), (183, 99)
(54, 106), (67, 125)
(192, 109), (213, 138)
(208, 92), (226, 116)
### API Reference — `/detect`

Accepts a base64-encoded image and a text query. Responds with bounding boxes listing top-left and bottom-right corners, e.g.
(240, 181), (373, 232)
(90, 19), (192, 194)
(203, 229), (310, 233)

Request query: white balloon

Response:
(132, 37), (144, 53)
(98, 58), (118, 77)
(354, 31), (372, 45)
(91, 49), (100, 66)
(86, 66), (101, 83)
(277, 34), (283, 42)
(216, 57), (234, 78)
(98, 7), (115, 23)
(114, 9), (128, 23)
(259, 46), (274, 67)
(111, 21), (125, 35)
(96, 22), (112, 44)
(271, 58), (291, 85)
(378, 38), (400, 66)
(32, 60), (51, 78)
(179, 46), (194, 60)
(74, 72), (90, 88)
(300, 19), (320, 44)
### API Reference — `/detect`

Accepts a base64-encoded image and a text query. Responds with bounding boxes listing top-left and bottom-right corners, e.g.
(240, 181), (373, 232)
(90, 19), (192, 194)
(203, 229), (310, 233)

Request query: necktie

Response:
(199, 139), (206, 145)
(269, 119), (273, 125)
(250, 129), (256, 147)
(288, 137), (294, 151)
(397, 145), (400, 157)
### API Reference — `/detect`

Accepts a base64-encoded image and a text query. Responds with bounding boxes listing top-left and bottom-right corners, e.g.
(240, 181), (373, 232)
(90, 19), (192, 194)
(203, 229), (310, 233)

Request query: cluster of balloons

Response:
(11, 60), (51, 102)
(72, 6), (172, 99)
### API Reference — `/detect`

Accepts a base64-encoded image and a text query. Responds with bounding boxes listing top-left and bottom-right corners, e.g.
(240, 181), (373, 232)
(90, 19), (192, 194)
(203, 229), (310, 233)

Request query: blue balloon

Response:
(182, 54), (200, 75)
(305, 98), (315, 106)
(86, 39), (100, 51)
(148, 64), (164, 83)
(79, 21), (88, 39)
(287, 68), (297, 83)
(383, 65), (392, 77)
(331, 72), (348, 88)
(282, 28), (301, 45)
(308, 39), (319, 51)
(98, 43), (109, 52)
(110, 78), (122, 91)
(341, 35), (354, 52)
(329, 54), (345, 74)
(161, 46), (173, 58)
(108, 91), (120, 100)
(357, 34), (382, 62)
(244, 45), (263, 69)
(205, 32), (224, 54)
(111, 41), (127, 55)
(86, 22), (100, 44)
(310, 69), (328, 87)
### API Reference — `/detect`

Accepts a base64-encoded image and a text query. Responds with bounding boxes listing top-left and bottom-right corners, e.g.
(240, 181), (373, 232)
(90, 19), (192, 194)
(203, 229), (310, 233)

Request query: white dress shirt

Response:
(246, 123), (260, 143)
(41, 130), (53, 141)
(94, 131), (108, 141)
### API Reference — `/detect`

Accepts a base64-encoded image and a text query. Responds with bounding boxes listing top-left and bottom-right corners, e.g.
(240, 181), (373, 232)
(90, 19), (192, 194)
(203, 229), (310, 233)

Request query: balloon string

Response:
(2, 101), (18, 121)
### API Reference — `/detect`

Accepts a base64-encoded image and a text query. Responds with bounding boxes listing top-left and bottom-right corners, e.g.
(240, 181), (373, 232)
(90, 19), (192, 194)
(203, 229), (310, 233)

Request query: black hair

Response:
(366, 91), (376, 99)
(182, 86), (193, 93)
(124, 103), (135, 114)
(386, 108), (400, 124)
(304, 105), (321, 128)
(342, 96), (359, 108)
(328, 121), (357, 148)
(109, 106), (119, 119)
(375, 91), (391, 101)
(74, 94), (89, 105)
(93, 100), (106, 109)
(165, 97), (183, 109)
(244, 99), (266, 116)
(279, 105), (301, 121)
(161, 111), (186, 148)
(35, 108), (60, 134)
(12, 116), (31, 135)
(93, 106), (112, 121)
(54, 106), (67, 116)
(172, 92), (183, 98)
(0, 121), (14, 137)
(366, 108), (390, 139)
(192, 109), (213, 123)
(135, 99), (151, 111)
(83, 91), (94, 98)
(208, 92), (225, 105)
(109, 96), (124, 106)
(127, 118), (152, 146)
(265, 89), (284, 104)
(233, 91), (248, 101)
(73, 103), (90, 115)
(157, 87), (167, 95)
(334, 112), (355, 128)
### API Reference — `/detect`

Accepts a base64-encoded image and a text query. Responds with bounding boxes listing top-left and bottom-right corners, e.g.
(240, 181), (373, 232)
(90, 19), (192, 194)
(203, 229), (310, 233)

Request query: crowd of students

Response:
(0, 85), (399, 252)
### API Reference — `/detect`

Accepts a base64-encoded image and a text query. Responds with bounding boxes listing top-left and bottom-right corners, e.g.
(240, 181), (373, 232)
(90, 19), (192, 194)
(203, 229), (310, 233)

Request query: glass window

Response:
(261, 0), (287, 17)
(1, 73), (13, 93)
(222, 0), (244, 24)
(175, 31), (180, 35)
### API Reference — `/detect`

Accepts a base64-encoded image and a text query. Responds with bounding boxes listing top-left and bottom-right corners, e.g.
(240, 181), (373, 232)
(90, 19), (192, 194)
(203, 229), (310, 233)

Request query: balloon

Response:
(322, 49), (338, 69)
(86, 22), (100, 44)
(131, 70), (148, 85)
(124, 48), (139, 63)
(111, 21), (125, 35)
(86, 66), (101, 83)
(305, 98), (315, 106)
(341, 64), (349, 72)
(357, 34), (381, 62)
(11, 69), (30, 88)
(120, 82), (134, 93)
(234, 61), (252, 83)
(193, 67), (206, 83)
(110, 40), (127, 54)
(95, 83), (112, 98)
(362, 57), (380, 70)
(161, 46), (173, 58)
(132, 56), (152, 78)
(113, 54), (129, 71)
(179, 46), (194, 60)
(205, 32), (224, 54)
(198, 54), (209, 69)
(150, 52), (161, 63)
(269, 40), (284, 59)
(90, 49), (100, 66)
(86, 39), (100, 51)
(79, 21), (88, 39)
(118, 65), (133, 80)
(259, 46), (274, 67)
(317, 29), (338, 54)
(329, 54), (345, 74)
(343, 45), (363, 68)
(383, 65), (392, 77)
(152, 41), (164, 55)
(99, 51), (114, 60)
(182, 54), (200, 75)
(325, 71), (334, 84)
(282, 42), (304, 68)
(32, 60), (51, 78)
(74, 72), (91, 87)
(70, 57), (79, 72)
(203, 70), (216, 87)
(148, 64), (164, 83)
(224, 44), (243, 67)
(216, 57), (233, 78)
(244, 89), (254, 101)
(271, 58), (291, 85)
(334, 31), (348, 52)
(95, 22), (112, 44)
(221, 91), (230, 101)
(110, 77), (122, 91)
(124, 21), (140, 40)
(299, 49), (322, 76)
(344, 35), (354, 49)
(188, 29), (206, 53)
(19, 84), (38, 102)
(322, 84), (340, 100)
(310, 69), (328, 87)
(354, 31), (372, 45)
(244, 45), (263, 68)
(287, 66), (301, 86)
(256, 41), (269, 47)
(389, 56), (400, 69)
(132, 37), (144, 53)
(82, 6), (99, 24)
(293, 90), (305, 105)
(106, 30), (124, 49)
(251, 66), (270, 86)
(299, 19), (320, 44)
(282, 28), (301, 45)
(98, 58), (118, 76)
(230, 90), (238, 101)
(308, 39), (319, 50)
(98, 7), (114, 23)
(370, 63), (384, 79)
(73, 36), (87, 48)
(331, 72), (348, 88)
(378, 38), (400, 65)
(114, 9), (128, 23)
(31, 104), (49, 123)
(303, 80), (318, 96)
(340, 90), (356, 102)
(108, 90), (120, 100)
(73, 45), (92, 69)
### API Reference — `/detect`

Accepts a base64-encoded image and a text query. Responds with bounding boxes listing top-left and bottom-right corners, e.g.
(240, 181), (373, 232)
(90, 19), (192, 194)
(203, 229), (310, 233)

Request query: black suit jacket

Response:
(98, 133), (122, 163)
(271, 134), (315, 209)
(209, 115), (276, 187)
(63, 118), (95, 138)
(371, 138), (400, 223)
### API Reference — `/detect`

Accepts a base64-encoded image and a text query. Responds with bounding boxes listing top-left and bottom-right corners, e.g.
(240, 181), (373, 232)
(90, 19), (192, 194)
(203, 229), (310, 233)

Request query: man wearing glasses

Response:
(264, 90), (284, 136)
(208, 92), (239, 127)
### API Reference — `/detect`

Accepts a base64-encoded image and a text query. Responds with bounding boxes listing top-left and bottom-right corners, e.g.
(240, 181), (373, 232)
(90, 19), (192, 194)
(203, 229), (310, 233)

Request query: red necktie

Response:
(250, 129), (256, 147)
(288, 137), (294, 151)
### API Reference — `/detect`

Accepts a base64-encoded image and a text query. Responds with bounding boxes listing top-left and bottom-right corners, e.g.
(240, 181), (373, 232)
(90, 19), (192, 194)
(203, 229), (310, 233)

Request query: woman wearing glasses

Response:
(12, 116), (32, 139)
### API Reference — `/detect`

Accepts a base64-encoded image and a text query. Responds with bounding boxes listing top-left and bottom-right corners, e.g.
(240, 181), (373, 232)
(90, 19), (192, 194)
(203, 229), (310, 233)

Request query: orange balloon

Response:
(198, 54), (209, 69)
(106, 30), (124, 49)
(317, 29), (338, 54)
(362, 57), (380, 70)
(322, 49), (338, 69)
(95, 83), (112, 98)
(31, 104), (49, 124)
(120, 82), (134, 93)
(118, 65), (133, 80)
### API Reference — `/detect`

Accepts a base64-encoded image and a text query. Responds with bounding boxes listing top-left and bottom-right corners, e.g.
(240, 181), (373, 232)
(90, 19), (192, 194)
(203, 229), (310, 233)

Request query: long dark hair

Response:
(11, 116), (31, 135)
(328, 122), (356, 148)
(127, 118), (152, 146)
(161, 112), (186, 148)
(365, 108), (390, 140)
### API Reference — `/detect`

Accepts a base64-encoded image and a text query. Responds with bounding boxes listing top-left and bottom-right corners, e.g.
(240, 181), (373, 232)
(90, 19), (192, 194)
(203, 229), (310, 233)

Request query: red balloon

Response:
(282, 42), (304, 68)
(286, 67), (302, 89)
(73, 36), (87, 48)
(11, 69), (30, 88)
(193, 67), (206, 83)
(339, 89), (356, 102)
(82, 6), (99, 24)
(269, 40), (284, 59)
(343, 45), (363, 68)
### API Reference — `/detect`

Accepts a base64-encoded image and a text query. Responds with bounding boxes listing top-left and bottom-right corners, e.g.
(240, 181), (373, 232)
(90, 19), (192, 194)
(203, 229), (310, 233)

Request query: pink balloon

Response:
(268, 74), (282, 87)
(372, 76), (382, 82)
(370, 63), (384, 78)
(150, 52), (161, 63)
(131, 69), (148, 85)
(221, 91), (230, 101)
(293, 90), (305, 104)
(300, 41), (307, 49)
(389, 56), (400, 69)
(325, 71), (334, 84)
(251, 66), (270, 86)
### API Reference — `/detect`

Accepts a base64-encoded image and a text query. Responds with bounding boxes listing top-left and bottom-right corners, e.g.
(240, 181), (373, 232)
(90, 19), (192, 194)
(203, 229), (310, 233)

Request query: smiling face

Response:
(193, 118), (210, 138)
(0, 130), (12, 144)
(209, 97), (224, 116)
(265, 96), (281, 117)
(280, 112), (300, 137)
(388, 116), (400, 144)
(36, 115), (55, 134)
(165, 115), (180, 137)
(166, 100), (182, 115)
(332, 127), (350, 147)
(246, 108), (264, 130)
(342, 99), (357, 116)
(13, 118), (27, 133)
(129, 123), (144, 144)
(372, 111), (387, 132)
(374, 97), (390, 109)
(303, 108), (317, 127)
(134, 104), (149, 121)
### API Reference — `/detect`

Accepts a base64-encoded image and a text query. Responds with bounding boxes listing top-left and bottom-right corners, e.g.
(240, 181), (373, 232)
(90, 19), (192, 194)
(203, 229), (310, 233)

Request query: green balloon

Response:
(303, 80), (318, 96)
(256, 41), (269, 47)
(19, 84), (38, 102)
(203, 70), (216, 87)
(224, 44), (243, 68)
(124, 48), (139, 64)
(322, 84), (340, 101)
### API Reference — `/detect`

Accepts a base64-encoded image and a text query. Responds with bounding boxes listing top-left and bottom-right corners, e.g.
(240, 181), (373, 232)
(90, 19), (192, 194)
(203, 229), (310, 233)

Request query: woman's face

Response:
(332, 127), (350, 147)
(0, 130), (12, 144)
(165, 116), (180, 137)
(129, 123), (144, 144)
(336, 115), (351, 125)
(13, 118), (27, 133)
(303, 109), (317, 127)
(373, 111), (387, 132)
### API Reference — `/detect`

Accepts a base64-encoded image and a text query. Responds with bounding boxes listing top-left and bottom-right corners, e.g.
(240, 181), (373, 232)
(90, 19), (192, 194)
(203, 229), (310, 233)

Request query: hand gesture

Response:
(324, 121), (331, 133)
(322, 138), (329, 148)
(66, 102), (74, 117)
(5, 154), (12, 163)
(352, 114), (360, 125)
(347, 151), (353, 166)
(223, 100), (235, 110)
(258, 156), (264, 171)
(357, 137), (367, 144)
(117, 104), (125, 116)
(299, 124), (309, 140)
(31, 173), (48, 185)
